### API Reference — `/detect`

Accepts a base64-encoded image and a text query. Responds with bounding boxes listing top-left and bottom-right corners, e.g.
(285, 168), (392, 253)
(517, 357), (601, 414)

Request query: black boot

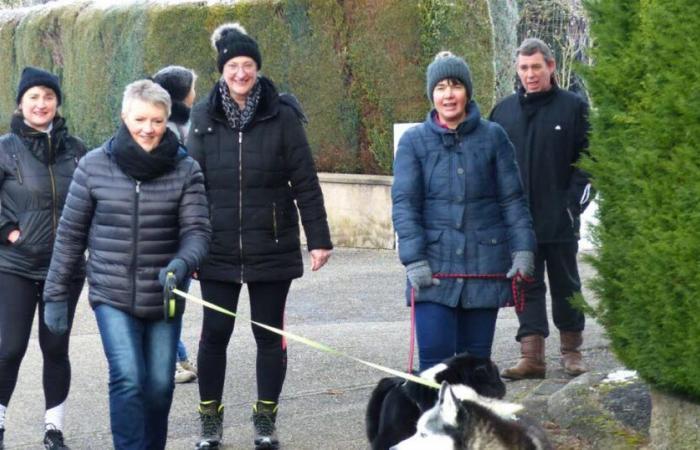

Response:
(252, 401), (279, 449)
(195, 401), (224, 449)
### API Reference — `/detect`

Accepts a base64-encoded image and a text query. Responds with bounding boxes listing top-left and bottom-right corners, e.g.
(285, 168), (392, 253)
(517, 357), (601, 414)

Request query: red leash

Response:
(407, 272), (532, 373)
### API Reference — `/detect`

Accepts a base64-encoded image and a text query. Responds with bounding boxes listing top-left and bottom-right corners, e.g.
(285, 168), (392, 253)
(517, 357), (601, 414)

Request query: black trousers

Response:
(197, 279), (291, 404)
(516, 241), (585, 340)
(0, 271), (82, 408)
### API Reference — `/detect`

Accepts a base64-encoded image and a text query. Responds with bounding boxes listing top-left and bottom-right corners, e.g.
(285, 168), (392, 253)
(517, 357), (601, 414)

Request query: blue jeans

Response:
(95, 305), (181, 450)
(415, 303), (498, 371)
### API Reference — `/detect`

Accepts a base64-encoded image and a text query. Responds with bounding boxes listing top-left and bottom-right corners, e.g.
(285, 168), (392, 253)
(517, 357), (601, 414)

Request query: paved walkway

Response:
(4, 248), (619, 449)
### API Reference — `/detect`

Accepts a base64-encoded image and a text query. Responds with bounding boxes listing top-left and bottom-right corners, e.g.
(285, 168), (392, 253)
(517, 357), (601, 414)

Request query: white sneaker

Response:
(174, 362), (197, 383)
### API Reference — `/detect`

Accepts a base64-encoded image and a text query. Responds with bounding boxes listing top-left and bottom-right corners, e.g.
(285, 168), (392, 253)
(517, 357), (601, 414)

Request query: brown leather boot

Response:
(501, 335), (546, 379)
(560, 331), (588, 376)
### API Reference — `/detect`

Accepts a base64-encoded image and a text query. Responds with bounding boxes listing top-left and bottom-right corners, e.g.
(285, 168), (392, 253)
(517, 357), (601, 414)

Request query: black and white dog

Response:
(391, 382), (553, 450)
(365, 353), (506, 450)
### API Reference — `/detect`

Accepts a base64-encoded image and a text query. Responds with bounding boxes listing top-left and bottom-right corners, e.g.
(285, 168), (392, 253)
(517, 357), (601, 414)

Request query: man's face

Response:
(516, 52), (556, 93)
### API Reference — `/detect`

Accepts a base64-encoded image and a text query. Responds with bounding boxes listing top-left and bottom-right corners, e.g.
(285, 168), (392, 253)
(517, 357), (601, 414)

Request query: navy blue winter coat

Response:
(392, 101), (536, 309)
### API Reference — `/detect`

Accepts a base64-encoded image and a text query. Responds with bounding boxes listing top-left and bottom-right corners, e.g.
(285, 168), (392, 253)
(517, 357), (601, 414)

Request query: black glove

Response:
(159, 258), (189, 287)
(406, 260), (440, 293)
(44, 301), (69, 335)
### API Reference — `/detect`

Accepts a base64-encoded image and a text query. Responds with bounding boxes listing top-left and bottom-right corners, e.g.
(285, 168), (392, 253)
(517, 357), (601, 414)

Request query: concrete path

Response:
(3, 248), (623, 449)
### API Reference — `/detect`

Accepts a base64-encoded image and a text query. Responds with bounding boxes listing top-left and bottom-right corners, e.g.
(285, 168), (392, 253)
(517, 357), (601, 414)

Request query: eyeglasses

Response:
(225, 62), (257, 74)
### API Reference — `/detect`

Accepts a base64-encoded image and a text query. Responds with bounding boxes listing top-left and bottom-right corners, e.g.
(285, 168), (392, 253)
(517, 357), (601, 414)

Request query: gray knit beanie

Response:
(426, 51), (473, 101)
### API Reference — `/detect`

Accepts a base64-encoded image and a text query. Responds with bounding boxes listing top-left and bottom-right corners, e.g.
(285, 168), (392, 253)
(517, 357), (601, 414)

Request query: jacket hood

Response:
(10, 114), (68, 164)
(425, 99), (481, 148)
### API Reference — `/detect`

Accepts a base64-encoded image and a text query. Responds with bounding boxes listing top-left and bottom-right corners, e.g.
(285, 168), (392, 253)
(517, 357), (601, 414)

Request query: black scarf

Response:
(112, 123), (180, 181)
(219, 78), (262, 131)
(10, 114), (67, 165)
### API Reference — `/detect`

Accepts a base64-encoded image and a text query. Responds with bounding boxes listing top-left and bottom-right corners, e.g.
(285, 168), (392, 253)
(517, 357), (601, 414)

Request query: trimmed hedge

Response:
(0, 0), (496, 174)
(585, 0), (700, 399)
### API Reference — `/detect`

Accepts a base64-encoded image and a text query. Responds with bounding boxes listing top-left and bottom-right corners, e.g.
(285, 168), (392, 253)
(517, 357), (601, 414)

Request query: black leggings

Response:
(0, 271), (82, 409)
(197, 279), (291, 403)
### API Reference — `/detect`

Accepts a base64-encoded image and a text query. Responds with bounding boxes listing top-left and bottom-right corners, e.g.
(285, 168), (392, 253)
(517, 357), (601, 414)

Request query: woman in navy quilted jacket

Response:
(392, 52), (536, 373)
(0, 66), (86, 450)
(43, 79), (211, 450)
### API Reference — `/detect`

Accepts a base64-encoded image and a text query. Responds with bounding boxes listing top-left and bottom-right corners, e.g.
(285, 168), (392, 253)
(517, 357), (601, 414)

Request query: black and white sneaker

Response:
(44, 425), (69, 450)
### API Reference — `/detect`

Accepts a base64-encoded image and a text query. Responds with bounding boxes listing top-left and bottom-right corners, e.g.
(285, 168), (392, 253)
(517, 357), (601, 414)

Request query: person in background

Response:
(0, 67), (86, 450)
(43, 79), (211, 450)
(153, 65), (199, 384)
(490, 38), (593, 379)
(187, 22), (333, 450)
(392, 51), (536, 374)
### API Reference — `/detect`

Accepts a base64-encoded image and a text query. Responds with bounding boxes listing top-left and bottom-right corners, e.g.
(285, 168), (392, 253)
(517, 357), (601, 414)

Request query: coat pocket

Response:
(475, 227), (511, 274)
(425, 229), (444, 265)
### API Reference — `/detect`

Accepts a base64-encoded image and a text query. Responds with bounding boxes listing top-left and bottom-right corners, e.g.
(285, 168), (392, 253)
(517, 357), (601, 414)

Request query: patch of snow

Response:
(603, 369), (638, 383)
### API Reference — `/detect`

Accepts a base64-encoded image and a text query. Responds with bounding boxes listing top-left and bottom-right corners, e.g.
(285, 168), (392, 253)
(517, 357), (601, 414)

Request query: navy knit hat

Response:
(152, 65), (195, 103)
(210, 22), (262, 73)
(16, 66), (62, 106)
(426, 51), (473, 102)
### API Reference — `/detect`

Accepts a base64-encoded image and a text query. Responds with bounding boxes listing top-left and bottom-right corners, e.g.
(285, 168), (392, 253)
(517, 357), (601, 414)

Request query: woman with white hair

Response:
(43, 79), (211, 450)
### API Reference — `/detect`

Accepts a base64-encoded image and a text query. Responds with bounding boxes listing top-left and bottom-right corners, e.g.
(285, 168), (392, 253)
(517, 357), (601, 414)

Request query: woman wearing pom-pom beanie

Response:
(188, 23), (332, 450)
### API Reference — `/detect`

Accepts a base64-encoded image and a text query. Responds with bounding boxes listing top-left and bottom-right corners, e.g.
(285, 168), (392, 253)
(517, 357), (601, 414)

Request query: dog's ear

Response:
(438, 382), (460, 426)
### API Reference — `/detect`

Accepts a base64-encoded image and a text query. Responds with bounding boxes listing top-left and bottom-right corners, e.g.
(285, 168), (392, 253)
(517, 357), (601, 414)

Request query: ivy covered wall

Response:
(0, 0), (501, 174)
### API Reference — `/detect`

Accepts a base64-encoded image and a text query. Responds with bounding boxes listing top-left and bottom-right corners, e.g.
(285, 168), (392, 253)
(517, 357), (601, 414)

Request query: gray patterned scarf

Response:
(219, 78), (262, 131)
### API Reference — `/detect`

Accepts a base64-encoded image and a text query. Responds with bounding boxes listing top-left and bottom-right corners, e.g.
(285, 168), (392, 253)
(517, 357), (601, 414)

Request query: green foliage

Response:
(584, 0), (700, 399)
(0, 0), (496, 174)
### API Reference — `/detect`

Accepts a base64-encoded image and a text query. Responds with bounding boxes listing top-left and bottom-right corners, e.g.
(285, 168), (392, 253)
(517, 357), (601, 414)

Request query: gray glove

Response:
(406, 260), (440, 292)
(44, 301), (69, 335)
(506, 251), (535, 278)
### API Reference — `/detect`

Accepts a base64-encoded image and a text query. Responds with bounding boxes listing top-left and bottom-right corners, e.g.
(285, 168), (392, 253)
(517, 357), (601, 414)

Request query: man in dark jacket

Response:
(490, 38), (593, 379)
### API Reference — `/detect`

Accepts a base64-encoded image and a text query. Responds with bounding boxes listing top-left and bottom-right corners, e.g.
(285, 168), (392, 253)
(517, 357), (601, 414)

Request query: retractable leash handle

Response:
(163, 272), (184, 322)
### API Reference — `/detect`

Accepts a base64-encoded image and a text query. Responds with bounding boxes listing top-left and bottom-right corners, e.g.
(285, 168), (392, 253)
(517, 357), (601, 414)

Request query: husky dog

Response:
(366, 353), (506, 450)
(392, 382), (553, 450)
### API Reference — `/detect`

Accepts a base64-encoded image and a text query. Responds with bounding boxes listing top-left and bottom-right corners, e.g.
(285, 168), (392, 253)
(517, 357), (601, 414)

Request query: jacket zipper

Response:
(272, 202), (279, 243)
(238, 131), (245, 282)
(11, 153), (24, 184)
(131, 181), (141, 311)
(47, 135), (58, 238)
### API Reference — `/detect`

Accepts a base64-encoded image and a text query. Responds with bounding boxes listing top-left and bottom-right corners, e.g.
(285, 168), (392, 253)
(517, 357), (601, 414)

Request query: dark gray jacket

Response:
(0, 116), (86, 280)
(44, 139), (211, 319)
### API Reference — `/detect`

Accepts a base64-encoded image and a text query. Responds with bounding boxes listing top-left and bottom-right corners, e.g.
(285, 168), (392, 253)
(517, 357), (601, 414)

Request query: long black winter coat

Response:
(0, 115), (86, 280)
(187, 76), (332, 283)
(489, 86), (592, 243)
(44, 137), (211, 319)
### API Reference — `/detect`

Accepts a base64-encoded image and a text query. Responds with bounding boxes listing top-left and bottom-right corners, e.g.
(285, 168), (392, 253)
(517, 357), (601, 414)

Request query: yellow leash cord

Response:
(173, 288), (440, 390)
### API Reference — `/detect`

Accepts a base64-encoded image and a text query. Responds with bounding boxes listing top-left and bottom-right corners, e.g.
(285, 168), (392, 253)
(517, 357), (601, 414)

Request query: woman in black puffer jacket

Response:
(0, 67), (86, 450)
(43, 79), (211, 450)
(187, 23), (332, 450)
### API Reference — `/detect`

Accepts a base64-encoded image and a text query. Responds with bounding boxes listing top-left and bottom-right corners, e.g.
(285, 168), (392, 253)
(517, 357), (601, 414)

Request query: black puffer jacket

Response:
(0, 115), (86, 280)
(489, 86), (592, 243)
(44, 136), (211, 319)
(187, 76), (332, 283)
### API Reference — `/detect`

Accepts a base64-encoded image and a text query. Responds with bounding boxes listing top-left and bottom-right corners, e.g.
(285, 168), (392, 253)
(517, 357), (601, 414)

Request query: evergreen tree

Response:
(585, 0), (700, 398)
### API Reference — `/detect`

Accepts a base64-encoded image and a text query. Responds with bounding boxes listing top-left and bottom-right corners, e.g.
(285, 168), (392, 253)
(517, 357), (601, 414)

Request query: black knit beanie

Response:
(211, 22), (262, 73)
(426, 51), (473, 102)
(16, 66), (62, 106)
(152, 65), (195, 103)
